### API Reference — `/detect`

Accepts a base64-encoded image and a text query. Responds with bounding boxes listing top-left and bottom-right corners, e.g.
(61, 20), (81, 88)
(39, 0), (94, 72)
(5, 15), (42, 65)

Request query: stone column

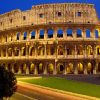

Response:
(34, 63), (38, 75)
(44, 62), (47, 75)
(83, 61), (88, 75)
(74, 62), (78, 74)
(26, 66), (29, 75)
(1, 49), (3, 57)
(93, 44), (96, 58)
(64, 45), (67, 58)
(26, 45), (29, 57)
(11, 64), (14, 73)
(82, 29), (86, 38)
(74, 45), (77, 58)
(64, 62), (67, 75)
(93, 61), (98, 74)
(6, 47), (8, 58)
(44, 44), (47, 58)
(53, 60), (57, 75)
(53, 28), (57, 39)
(18, 65), (21, 74)
(35, 29), (39, 39)
(44, 29), (47, 40)
(19, 48), (21, 57)
(73, 29), (76, 39)
(84, 45), (87, 58)
(63, 28), (67, 39)
(91, 29), (95, 39)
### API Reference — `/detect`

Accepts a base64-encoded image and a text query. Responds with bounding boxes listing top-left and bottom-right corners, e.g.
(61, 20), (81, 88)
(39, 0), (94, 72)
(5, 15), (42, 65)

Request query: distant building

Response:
(0, 3), (100, 75)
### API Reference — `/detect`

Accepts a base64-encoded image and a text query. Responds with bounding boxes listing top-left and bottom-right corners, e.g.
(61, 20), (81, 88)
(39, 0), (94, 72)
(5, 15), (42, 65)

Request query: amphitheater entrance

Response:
(14, 63), (19, 73)
(8, 63), (12, 72)
(37, 63), (44, 74)
(77, 63), (84, 74)
(57, 63), (64, 74)
(47, 63), (54, 74)
(66, 63), (73, 74)
(22, 64), (26, 74)
(87, 62), (93, 74)
(29, 63), (35, 74)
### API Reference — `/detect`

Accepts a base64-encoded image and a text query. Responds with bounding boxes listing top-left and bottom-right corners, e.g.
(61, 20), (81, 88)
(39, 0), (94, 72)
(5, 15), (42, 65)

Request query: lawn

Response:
(19, 77), (100, 98)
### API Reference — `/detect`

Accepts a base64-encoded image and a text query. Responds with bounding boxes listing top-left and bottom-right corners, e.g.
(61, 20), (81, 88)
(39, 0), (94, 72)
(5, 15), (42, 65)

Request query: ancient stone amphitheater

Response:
(0, 3), (100, 75)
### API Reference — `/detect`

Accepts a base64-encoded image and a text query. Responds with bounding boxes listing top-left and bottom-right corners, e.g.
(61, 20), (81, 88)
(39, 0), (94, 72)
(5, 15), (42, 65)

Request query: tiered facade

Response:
(0, 3), (100, 75)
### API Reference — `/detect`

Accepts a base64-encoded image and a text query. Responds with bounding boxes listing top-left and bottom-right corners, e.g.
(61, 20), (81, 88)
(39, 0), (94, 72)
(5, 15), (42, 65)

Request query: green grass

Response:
(19, 77), (100, 98)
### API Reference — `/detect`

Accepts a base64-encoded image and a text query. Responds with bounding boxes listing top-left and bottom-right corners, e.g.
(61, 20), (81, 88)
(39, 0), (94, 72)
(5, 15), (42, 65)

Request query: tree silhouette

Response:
(0, 65), (17, 100)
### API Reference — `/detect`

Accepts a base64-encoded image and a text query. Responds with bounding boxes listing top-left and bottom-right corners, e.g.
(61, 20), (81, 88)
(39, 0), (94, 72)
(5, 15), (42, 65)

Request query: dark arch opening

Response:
(77, 29), (82, 38)
(48, 29), (54, 38)
(31, 31), (35, 39)
(23, 32), (27, 40)
(67, 29), (73, 37)
(39, 29), (44, 39)
(86, 29), (91, 38)
(57, 29), (63, 38)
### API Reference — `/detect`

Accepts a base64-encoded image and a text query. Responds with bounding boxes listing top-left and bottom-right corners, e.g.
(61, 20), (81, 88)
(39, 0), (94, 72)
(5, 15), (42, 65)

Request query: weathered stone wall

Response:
(0, 3), (99, 31)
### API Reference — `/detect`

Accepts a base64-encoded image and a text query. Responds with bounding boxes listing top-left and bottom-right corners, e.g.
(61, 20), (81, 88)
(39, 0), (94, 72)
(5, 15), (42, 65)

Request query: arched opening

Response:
(21, 47), (26, 56)
(47, 63), (54, 74)
(31, 31), (35, 39)
(87, 62), (93, 74)
(22, 64), (26, 74)
(39, 29), (44, 39)
(14, 48), (19, 56)
(14, 63), (19, 73)
(30, 47), (35, 56)
(76, 29), (82, 38)
(67, 29), (73, 37)
(66, 63), (73, 74)
(57, 29), (63, 38)
(57, 63), (64, 74)
(95, 30), (99, 38)
(86, 29), (91, 38)
(8, 63), (12, 72)
(38, 46), (44, 56)
(87, 45), (93, 55)
(97, 46), (100, 55)
(29, 63), (35, 74)
(48, 29), (54, 38)
(77, 63), (83, 74)
(8, 48), (12, 57)
(23, 32), (27, 40)
(37, 63), (44, 74)
(16, 32), (20, 40)
(58, 45), (64, 55)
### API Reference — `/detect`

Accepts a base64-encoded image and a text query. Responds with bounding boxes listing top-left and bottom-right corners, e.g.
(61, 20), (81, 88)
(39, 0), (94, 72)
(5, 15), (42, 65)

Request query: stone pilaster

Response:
(74, 62), (78, 74)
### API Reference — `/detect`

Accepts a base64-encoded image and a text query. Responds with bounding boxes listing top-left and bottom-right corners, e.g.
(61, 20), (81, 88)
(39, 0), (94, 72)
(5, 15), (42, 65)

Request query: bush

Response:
(0, 65), (17, 100)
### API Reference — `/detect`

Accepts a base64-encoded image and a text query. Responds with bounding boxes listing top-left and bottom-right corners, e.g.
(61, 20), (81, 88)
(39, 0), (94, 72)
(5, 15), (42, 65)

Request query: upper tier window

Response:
(23, 16), (26, 20)
(77, 12), (81, 17)
(57, 12), (62, 17)
(39, 13), (43, 18)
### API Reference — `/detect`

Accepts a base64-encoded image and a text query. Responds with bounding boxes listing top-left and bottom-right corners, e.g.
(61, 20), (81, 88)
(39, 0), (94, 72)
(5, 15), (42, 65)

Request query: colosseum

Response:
(0, 3), (100, 75)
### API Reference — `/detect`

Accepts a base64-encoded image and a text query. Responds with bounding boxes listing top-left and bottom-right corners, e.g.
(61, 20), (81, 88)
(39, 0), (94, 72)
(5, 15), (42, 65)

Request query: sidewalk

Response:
(18, 81), (100, 100)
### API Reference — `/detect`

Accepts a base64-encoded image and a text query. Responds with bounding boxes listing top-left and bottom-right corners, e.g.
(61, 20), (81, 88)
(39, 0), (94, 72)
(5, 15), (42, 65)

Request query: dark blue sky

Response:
(0, 0), (100, 19)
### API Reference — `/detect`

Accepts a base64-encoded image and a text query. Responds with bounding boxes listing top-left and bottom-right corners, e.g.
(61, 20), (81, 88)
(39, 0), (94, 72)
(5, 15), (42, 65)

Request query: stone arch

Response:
(47, 63), (54, 74)
(37, 62), (44, 74)
(30, 47), (35, 56)
(29, 63), (35, 74)
(22, 63), (27, 74)
(31, 31), (35, 39)
(8, 48), (12, 57)
(66, 28), (73, 37)
(8, 63), (12, 72)
(96, 46), (100, 55)
(38, 46), (44, 56)
(21, 47), (26, 56)
(14, 47), (19, 56)
(57, 28), (63, 38)
(87, 45), (93, 55)
(67, 63), (74, 74)
(39, 29), (44, 39)
(14, 63), (19, 73)
(16, 32), (20, 40)
(86, 29), (91, 38)
(95, 30), (99, 38)
(87, 62), (93, 74)
(23, 32), (27, 40)
(77, 63), (83, 74)
(57, 63), (64, 74)
(58, 45), (64, 55)
(47, 28), (54, 38)
(76, 29), (82, 38)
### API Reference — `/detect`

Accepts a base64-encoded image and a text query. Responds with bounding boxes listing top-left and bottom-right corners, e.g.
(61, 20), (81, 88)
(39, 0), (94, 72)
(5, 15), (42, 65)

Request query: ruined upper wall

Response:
(0, 3), (99, 31)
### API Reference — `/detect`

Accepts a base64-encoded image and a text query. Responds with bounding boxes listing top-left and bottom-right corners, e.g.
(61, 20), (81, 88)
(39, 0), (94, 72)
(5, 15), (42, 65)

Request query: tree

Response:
(0, 65), (17, 100)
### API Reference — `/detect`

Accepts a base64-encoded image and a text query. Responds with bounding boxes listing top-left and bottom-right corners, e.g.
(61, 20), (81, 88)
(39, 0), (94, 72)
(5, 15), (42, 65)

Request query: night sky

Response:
(0, 0), (100, 19)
